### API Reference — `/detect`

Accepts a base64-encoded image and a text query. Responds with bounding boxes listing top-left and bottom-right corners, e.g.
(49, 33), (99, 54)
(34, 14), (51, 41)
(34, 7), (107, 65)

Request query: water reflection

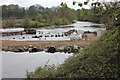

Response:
(2, 51), (73, 78)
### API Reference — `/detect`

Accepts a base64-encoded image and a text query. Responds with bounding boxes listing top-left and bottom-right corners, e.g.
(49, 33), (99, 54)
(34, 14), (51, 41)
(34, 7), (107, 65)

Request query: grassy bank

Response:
(27, 26), (119, 78)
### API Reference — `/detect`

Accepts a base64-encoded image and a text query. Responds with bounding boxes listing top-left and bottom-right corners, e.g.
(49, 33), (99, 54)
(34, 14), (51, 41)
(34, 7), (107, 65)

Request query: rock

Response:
(28, 47), (38, 53)
(28, 45), (33, 48)
(64, 29), (77, 35)
(51, 35), (54, 37)
(64, 46), (71, 53)
(61, 34), (64, 37)
(14, 48), (24, 52)
(13, 37), (15, 39)
(23, 46), (28, 51)
(22, 37), (25, 39)
(55, 35), (58, 37)
(58, 34), (60, 37)
(45, 35), (49, 37)
(68, 46), (72, 53)
(56, 46), (65, 52)
(64, 33), (68, 36)
(63, 45), (80, 53)
(71, 45), (79, 53)
(28, 48), (32, 53)
(32, 35), (39, 38)
(46, 47), (56, 53)
(39, 35), (43, 37)
(32, 47), (38, 52)
(25, 29), (36, 34)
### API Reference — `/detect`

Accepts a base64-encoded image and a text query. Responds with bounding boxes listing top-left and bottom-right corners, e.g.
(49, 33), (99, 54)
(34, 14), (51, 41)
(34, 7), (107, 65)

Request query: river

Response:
(1, 21), (104, 78)
(0, 21), (104, 41)
(1, 51), (73, 78)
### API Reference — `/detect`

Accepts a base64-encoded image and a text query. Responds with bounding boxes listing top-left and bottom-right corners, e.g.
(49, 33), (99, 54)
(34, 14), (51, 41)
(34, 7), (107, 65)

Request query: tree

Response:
(2, 4), (26, 19)
(41, 7), (55, 24)
(34, 4), (44, 12)
(61, 0), (120, 27)
(35, 14), (46, 23)
(56, 7), (77, 24)
(23, 18), (31, 28)
(2, 5), (8, 19)
(28, 5), (38, 17)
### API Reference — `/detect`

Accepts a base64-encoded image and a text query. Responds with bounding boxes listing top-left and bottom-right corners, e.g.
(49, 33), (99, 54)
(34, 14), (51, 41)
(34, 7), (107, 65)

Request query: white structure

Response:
(0, 28), (24, 33)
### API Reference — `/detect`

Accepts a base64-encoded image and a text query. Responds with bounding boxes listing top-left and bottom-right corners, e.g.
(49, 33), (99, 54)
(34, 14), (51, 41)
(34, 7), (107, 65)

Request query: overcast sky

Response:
(0, 0), (118, 9)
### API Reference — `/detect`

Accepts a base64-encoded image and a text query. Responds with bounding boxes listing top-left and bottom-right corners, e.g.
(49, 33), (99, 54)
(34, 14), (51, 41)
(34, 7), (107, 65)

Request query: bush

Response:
(55, 27), (119, 78)
(23, 19), (31, 28)
(26, 65), (56, 78)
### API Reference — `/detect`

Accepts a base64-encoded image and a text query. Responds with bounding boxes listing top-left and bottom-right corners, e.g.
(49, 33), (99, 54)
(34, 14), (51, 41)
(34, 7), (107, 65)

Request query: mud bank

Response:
(1, 40), (92, 53)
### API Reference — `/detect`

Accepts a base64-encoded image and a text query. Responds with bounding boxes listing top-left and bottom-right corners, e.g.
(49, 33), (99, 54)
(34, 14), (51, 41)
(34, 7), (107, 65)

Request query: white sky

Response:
(0, 0), (119, 9)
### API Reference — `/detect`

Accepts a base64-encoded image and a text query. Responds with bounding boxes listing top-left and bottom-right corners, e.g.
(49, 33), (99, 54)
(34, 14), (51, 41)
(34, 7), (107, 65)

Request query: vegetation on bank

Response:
(25, 1), (119, 78)
(1, 5), (76, 28)
(62, 1), (120, 29)
(26, 26), (119, 78)
(1, 1), (120, 28)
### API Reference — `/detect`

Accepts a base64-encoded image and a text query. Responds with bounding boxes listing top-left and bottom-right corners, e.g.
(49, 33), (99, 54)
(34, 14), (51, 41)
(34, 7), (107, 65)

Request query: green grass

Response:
(27, 27), (119, 78)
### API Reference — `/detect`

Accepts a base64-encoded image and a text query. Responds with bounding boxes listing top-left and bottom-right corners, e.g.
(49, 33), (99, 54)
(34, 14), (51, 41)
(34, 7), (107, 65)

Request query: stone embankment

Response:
(1, 40), (91, 53)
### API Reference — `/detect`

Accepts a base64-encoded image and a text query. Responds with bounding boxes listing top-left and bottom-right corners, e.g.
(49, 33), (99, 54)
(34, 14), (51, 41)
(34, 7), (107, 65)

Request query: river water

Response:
(1, 21), (104, 78)
(1, 51), (73, 78)
(0, 21), (104, 41)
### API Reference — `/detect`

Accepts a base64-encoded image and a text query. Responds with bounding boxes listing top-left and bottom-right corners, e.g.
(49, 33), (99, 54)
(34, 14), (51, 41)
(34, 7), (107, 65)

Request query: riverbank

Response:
(1, 40), (92, 52)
